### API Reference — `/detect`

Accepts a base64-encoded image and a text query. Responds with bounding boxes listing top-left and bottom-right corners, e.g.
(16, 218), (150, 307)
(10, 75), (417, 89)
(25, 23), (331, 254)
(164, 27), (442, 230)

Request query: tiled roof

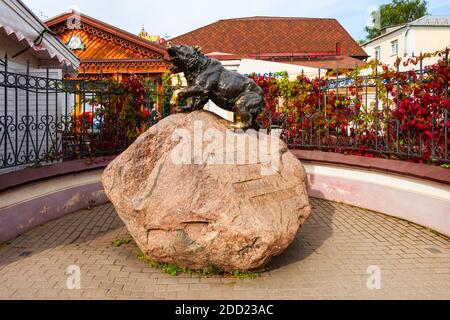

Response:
(206, 52), (242, 60)
(171, 16), (368, 58)
(363, 15), (450, 46)
(412, 15), (450, 26)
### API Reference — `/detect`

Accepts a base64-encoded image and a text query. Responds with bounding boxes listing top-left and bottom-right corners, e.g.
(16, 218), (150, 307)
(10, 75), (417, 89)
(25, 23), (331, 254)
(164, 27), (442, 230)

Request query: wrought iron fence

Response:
(1, 52), (449, 172)
(0, 56), (171, 171)
(257, 52), (449, 164)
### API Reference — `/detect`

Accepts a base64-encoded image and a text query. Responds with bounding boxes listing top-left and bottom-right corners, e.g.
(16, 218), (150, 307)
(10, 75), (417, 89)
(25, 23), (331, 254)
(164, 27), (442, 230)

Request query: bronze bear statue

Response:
(167, 43), (265, 130)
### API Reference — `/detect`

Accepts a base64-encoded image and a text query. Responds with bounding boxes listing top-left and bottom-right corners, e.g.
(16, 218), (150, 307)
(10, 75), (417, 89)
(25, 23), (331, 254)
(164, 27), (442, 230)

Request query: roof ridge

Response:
(171, 16), (368, 58)
(219, 16), (336, 21)
(411, 14), (450, 25)
(171, 16), (337, 40)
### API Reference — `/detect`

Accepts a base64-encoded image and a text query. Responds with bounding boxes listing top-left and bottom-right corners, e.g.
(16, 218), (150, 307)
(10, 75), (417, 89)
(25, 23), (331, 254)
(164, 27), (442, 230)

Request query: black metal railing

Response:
(1, 52), (449, 172)
(0, 57), (171, 171)
(257, 52), (449, 164)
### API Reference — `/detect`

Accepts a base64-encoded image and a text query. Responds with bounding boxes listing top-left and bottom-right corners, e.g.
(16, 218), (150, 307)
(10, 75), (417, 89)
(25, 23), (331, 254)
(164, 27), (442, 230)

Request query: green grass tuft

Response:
(135, 249), (263, 279)
(113, 239), (132, 247)
(229, 270), (262, 279)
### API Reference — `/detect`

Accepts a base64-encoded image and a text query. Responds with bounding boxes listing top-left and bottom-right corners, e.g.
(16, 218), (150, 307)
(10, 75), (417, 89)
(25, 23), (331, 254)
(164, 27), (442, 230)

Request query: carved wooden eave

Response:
(78, 59), (169, 74)
(45, 11), (169, 75)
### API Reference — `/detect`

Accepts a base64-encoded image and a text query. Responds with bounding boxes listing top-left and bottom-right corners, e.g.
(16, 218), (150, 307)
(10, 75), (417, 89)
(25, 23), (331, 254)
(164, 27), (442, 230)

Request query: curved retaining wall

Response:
(304, 162), (450, 237)
(0, 169), (108, 243)
(0, 152), (449, 243)
(293, 150), (450, 237)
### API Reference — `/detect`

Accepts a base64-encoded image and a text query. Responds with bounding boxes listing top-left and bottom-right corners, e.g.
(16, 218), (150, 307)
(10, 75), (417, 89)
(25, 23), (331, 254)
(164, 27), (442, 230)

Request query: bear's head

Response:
(167, 43), (207, 74)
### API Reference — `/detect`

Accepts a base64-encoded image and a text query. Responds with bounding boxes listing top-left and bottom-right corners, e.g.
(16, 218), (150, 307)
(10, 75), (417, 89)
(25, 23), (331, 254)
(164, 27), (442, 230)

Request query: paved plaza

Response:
(0, 198), (449, 300)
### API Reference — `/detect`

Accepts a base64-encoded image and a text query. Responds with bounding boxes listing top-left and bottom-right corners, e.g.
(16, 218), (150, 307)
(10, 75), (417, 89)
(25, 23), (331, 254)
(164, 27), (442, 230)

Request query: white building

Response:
(362, 15), (450, 71)
(0, 0), (79, 173)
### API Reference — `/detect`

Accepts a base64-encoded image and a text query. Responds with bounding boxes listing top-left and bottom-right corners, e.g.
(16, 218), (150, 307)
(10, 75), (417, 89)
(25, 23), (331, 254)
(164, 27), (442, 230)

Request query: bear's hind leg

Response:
(230, 111), (252, 130)
(230, 93), (264, 130)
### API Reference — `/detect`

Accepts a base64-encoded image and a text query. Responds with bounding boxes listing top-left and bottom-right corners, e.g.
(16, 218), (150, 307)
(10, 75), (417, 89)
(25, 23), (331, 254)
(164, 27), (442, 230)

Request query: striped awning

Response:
(0, 0), (79, 70)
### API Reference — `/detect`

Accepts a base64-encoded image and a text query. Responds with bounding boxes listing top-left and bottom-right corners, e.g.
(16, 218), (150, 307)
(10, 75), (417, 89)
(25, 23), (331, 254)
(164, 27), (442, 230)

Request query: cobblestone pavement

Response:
(0, 198), (449, 300)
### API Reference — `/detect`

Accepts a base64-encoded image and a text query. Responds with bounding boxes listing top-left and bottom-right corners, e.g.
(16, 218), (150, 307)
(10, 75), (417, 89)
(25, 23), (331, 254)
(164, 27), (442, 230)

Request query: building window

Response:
(374, 46), (381, 60)
(390, 40), (398, 56)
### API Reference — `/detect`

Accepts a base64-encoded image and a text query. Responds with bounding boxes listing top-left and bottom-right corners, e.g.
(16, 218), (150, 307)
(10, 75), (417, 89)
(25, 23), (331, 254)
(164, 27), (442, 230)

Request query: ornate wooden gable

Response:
(46, 11), (169, 76)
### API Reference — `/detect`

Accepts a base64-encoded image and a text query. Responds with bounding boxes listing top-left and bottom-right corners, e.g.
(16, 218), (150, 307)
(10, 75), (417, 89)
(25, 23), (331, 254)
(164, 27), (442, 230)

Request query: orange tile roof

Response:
(171, 17), (368, 59)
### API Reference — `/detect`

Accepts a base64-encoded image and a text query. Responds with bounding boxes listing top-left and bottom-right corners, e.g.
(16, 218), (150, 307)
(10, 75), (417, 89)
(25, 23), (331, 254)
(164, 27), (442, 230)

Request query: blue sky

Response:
(23, 0), (450, 41)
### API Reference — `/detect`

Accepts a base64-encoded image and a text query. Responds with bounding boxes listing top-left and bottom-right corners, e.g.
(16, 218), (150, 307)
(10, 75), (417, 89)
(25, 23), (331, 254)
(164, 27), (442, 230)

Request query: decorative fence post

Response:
(2, 54), (7, 169)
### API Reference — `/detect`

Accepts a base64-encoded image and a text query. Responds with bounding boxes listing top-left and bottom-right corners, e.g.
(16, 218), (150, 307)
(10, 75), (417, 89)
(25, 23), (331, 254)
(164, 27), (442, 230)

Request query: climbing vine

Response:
(250, 49), (450, 165)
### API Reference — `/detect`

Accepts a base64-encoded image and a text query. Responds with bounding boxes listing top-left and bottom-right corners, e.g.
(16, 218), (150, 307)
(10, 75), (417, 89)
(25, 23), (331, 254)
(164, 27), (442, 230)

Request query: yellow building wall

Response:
(414, 27), (450, 53)
(362, 25), (450, 71)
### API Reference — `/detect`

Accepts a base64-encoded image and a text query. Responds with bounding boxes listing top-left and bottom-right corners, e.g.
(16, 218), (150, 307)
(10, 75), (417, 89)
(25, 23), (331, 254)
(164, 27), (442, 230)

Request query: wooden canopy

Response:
(45, 11), (169, 78)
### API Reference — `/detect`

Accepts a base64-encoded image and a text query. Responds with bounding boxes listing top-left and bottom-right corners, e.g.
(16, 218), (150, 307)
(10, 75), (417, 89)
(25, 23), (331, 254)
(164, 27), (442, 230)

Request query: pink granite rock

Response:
(102, 111), (311, 271)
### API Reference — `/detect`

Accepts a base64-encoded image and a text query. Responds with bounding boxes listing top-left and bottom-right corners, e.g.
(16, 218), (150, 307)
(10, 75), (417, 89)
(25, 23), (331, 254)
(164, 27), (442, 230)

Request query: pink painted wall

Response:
(306, 165), (450, 237)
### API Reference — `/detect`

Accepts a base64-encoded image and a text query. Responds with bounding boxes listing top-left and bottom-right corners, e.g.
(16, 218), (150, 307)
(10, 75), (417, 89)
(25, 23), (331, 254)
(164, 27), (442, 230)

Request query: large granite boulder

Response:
(102, 111), (311, 271)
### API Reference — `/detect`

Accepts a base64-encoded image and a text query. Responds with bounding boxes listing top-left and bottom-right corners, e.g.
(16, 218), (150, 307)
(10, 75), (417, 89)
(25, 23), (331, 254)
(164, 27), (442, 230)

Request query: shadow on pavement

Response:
(0, 203), (126, 269)
(266, 175), (334, 271)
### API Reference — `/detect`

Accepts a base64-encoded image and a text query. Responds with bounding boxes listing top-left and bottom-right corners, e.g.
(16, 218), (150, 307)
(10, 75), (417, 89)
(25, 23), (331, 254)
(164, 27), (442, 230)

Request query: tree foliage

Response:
(365, 0), (428, 40)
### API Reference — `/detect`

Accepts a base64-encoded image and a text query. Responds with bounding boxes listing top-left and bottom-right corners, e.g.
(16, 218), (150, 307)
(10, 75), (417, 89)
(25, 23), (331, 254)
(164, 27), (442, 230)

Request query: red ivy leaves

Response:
(123, 74), (147, 108)
(249, 52), (450, 165)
